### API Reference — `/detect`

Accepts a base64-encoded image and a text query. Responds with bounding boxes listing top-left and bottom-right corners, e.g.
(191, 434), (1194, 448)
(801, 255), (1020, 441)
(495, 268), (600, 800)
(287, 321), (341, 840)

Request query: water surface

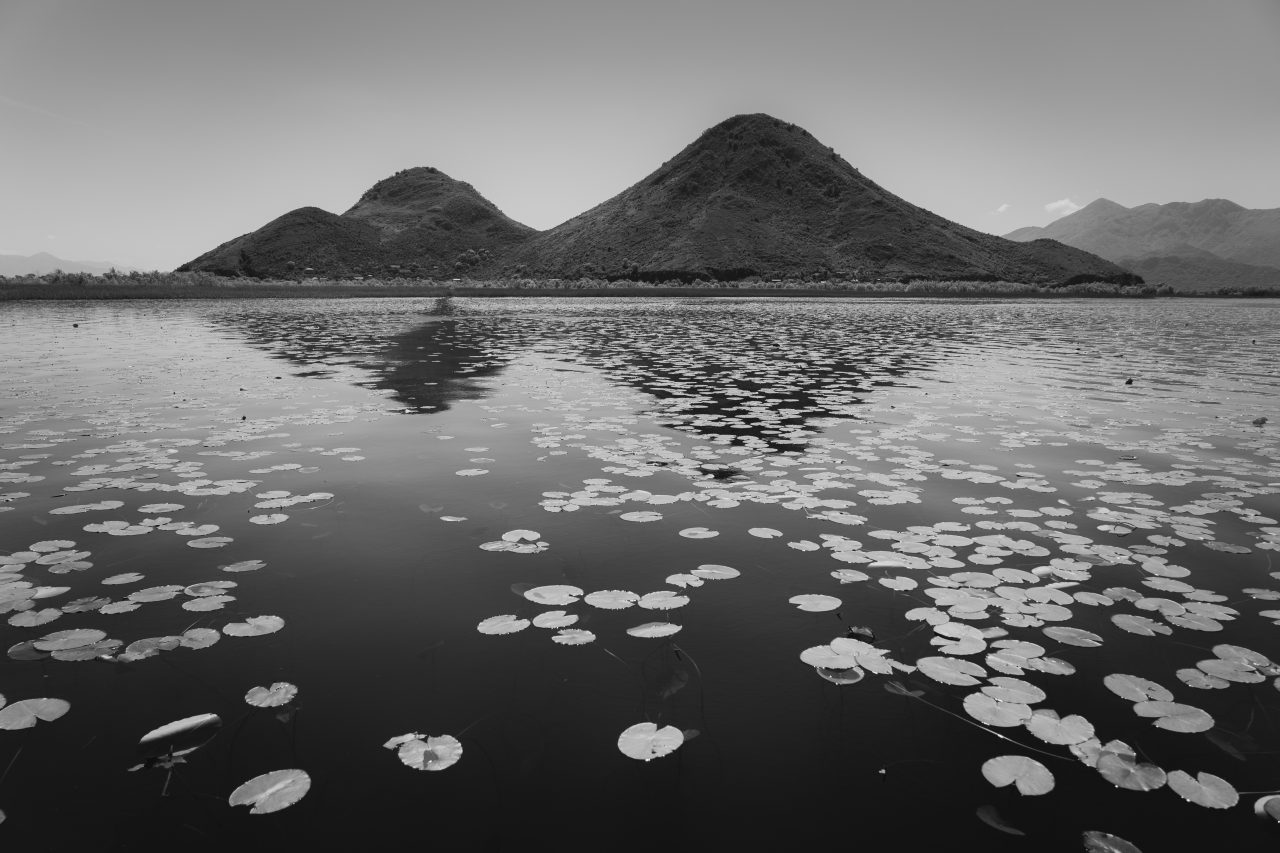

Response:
(1, 297), (1277, 851)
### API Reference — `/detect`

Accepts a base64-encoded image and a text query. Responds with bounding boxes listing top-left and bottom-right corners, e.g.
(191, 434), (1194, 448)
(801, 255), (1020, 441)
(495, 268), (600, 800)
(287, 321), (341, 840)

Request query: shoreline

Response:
(2, 273), (1276, 300)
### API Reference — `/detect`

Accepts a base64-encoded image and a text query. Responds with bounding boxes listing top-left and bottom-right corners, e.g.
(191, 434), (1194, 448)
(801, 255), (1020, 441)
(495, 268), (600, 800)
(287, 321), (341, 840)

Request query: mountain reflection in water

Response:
(223, 300), (969, 449)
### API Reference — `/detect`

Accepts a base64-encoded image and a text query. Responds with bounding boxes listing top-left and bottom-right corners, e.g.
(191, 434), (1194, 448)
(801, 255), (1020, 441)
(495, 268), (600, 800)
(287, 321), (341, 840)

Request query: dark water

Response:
(0, 297), (1277, 851)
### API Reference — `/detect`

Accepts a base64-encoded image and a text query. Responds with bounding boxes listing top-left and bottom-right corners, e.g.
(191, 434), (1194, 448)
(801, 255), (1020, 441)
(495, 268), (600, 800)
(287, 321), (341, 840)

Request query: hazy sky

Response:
(3, 0), (1278, 270)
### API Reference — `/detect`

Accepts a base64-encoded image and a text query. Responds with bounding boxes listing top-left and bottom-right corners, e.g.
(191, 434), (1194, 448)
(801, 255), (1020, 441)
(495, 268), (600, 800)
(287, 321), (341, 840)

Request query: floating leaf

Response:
(8, 608), (61, 627)
(228, 769), (311, 814)
(1043, 626), (1103, 647)
(1255, 795), (1280, 822)
(880, 576), (918, 591)
(639, 591), (690, 610)
(531, 610), (577, 629)
(33, 628), (105, 651)
(691, 564), (739, 580)
(476, 614), (529, 635)
(101, 573), (145, 585)
(1025, 709), (1094, 745)
(627, 622), (682, 638)
(180, 628), (220, 649)
(617, 722), (684, 761)
(135, 712), (221, 764)
(182, 595), (234, 612)
(916, 656), (986, 686)
(1097, 753), (1166, 791)
(981, 677), (1046, 705)
(1166, 770), (1238, 809)
(1112, 614), (1172, 636)
(788, 594), (841, 612)
(800, 644), (862, 670)
(246, 682), (298, 708)
(128, 585), (182, 603)
(1132, 701), (1214, 733)
(817, 665), (866, 685)
(981, 755), (1054, 795)
(620, 511), (662, 522)
(220, 560), (266, 573)
(383, 732), (463, 771)
(1082, 830), (1144, 853)
(222, 615), (285, 637)
(187, 536), (233, 549)
(0, 698), (70, 730)
(523, 585), (583, 606)
(1104, 674), (1173, 703)
(584, 590), (639, 609)
(964, 694), (1032, 727)
(552, 629), (595, 645)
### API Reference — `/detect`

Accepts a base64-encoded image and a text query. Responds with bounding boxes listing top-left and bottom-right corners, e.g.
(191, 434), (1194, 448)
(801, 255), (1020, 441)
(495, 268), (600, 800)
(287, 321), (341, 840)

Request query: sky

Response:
(2, 0), (1279, 271)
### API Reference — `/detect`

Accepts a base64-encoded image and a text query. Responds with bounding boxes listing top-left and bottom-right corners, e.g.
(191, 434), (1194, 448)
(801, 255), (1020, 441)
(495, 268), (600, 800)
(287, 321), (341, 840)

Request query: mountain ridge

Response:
(179, 113), (1135, 285)
(1005, 198), (1280, 273)
(0, 252), (137, 276)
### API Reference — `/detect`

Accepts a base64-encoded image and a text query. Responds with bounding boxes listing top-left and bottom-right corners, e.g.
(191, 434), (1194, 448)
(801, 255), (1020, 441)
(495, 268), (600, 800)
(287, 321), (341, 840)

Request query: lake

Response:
(1, 296), (1278, 851)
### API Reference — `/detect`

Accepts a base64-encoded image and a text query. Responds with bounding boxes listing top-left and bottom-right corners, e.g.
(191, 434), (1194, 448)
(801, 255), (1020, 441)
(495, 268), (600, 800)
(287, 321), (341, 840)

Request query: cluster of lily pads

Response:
(3, 298), (1278, 847)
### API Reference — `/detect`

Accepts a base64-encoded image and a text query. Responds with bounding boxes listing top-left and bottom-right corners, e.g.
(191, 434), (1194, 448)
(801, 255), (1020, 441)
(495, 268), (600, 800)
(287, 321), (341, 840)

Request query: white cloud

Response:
(994, 203), (1010, 214)
(1044, 198), (1082, 219)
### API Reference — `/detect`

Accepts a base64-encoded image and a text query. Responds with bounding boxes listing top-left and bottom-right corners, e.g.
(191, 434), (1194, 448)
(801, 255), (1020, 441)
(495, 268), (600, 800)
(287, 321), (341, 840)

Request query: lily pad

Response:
(789, 594), (841, 612)
(477, 614), (530, 635)
(916, 656), (986, 686)
(1166, 770), (1238, 809)
(245, 682), (298, 708)
(33, 628), (106, 651)
(691, 564), (740, 580)
(524, 585), (584, 606)
(228, 769), (311, 814)
(1024, 709), (1094, 745)
(617, 722), (684, 761)
(383, 732), (463, 771)
(0, 698), (70, 730)
(136, 712), (221, 762)
(1104, 674), (1173, 703)
(1097, 753), (1167, 791)
(981, 755), (1054, 795)
(532, 610), (578, 629)
(1082, 830), (1144, 853)
(964, 693), (1033, 727)
(584, 590), (639, 610)
(222, 615), (285, 637)
(1132, 701), (1214, 733)
(552, 629), (596, 645)
(626, 622), (682, 638)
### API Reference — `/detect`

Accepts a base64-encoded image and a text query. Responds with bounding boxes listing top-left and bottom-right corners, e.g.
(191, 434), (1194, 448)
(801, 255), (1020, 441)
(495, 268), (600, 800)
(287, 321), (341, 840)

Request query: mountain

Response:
(180, 114), (1134, 285)
(1118, 255), (1280, 292)
(0, 252), (134, 276)
(1005, 198), (1280, 291)
(506, 114), (1132, 283)
(178, 167), (535, 278)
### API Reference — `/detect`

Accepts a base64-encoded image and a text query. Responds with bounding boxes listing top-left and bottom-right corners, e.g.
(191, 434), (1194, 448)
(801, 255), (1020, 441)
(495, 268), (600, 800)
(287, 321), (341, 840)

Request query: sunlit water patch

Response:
(0, 297), (1277, 850)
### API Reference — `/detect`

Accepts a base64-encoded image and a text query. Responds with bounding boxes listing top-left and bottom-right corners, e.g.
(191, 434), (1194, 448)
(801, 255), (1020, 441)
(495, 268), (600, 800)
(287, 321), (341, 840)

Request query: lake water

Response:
(1, 297), (1278, 851)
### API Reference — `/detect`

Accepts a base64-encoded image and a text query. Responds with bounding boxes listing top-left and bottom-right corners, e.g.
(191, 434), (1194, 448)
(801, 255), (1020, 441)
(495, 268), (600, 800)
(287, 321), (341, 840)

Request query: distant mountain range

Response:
(180, 114), (1134, 285)
(1005, 198), (1280, 291)
(0, 252), (135, 276)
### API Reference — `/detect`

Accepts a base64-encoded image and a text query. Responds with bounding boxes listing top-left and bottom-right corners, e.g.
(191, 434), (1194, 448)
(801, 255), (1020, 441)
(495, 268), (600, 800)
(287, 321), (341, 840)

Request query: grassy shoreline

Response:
(2, 271), (1276, 300)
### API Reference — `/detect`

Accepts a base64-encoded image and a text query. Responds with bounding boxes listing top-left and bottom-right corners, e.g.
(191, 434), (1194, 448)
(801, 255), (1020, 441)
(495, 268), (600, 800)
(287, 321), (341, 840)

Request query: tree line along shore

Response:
(2, 270), (1278, 300)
